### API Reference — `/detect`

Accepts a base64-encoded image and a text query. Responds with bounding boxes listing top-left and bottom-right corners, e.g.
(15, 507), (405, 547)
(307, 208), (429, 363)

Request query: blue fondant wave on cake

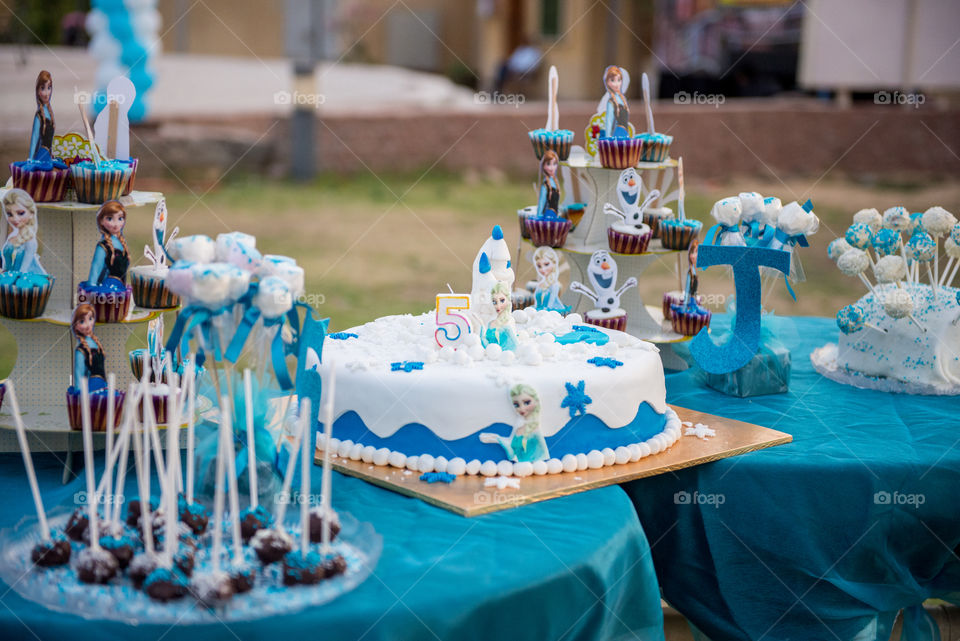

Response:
(326, 402), (668, 460)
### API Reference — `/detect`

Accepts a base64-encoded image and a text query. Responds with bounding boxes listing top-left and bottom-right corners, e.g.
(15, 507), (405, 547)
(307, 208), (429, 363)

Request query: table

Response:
(625, 315), (960, 641)
(0, 448), (666, 641)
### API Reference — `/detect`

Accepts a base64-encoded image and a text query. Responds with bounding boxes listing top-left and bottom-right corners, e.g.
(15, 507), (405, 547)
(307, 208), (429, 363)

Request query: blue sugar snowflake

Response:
(587, 357), (623, 369)
(560, 380), (592, 417)
(554, 325), (610, 346)
(390, 361), (424, 373)
(329, 332), (358, 340)
(419, 472), (456, 484)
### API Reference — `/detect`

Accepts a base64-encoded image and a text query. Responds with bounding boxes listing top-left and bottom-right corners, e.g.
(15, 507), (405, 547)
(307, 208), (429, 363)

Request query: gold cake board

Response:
(314, 405), (792, 517)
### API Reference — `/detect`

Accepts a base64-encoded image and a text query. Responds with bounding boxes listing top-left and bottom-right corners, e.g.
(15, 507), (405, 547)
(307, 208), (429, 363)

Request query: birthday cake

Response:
(316, 226), (681, 477)
(813, 207), (960, 395)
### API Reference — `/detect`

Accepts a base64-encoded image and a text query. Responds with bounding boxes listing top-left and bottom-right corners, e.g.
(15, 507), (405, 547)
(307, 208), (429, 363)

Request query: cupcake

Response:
(77, 281), (132, 323)
(66, 385), (125, 431)
(659, 219), (702, 250)
(637, 132), (673, 163)
(512, 289), (535, 310)
(597, 137), (641, 169)
(527, 216), (572, 248)
(583, 309), (627, 332)
(9, 159), (69, 202)
(0, 381), (5, 413)
(607, 222), (652, 254)
(0, 272), (53, 319)
(528, 129), (574, 161)
(643, 206), (673, 239)
(565, 202), (586, 230)
(69, 160), (132, 204)
(663, 291), (705, 321)
(118, 158), (139, 196)
(670, 303), (711, 336)
(130, 265), (179, 309)
(140, 384), (181, 424)
(517, 206), (536, 240)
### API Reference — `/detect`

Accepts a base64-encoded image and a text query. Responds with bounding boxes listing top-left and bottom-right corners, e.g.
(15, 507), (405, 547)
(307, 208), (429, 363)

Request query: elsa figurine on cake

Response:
(531, 246), (571, 313)
(479, 384), (549, 462)
(2, 189), (45, 275)
(483, 281), (519, 351)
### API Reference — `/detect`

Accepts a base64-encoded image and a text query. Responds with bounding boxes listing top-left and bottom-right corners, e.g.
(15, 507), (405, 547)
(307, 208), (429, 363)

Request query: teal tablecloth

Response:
(0, 449), (665, 641)
(627, 315), (960, 641)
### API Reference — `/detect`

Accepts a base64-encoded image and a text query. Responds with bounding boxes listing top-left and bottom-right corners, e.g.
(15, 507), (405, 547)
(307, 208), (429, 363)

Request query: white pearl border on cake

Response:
(315, 407), (683, 478)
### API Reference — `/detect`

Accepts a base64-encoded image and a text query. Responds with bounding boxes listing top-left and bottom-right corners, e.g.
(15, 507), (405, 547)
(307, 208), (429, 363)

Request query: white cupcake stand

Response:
(520, 150), (692, 370)
(0, 190), (171, 478)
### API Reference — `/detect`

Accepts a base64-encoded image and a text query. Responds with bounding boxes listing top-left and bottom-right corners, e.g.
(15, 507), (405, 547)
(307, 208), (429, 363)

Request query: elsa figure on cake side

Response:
(29, 70), (55, 161)
(2, 189), (45, 275)
(87, 200), (130, 290)
(482, 281), (518, 351)
(71, 303), (107, 392)
(536, 150), (562, 219)
(480, 384), (550, 463)
(532, 246), (571, 313)
(599, 65), (630, 138)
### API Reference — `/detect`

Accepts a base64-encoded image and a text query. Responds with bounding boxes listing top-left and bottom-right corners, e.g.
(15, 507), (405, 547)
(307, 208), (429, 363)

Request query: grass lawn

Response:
(2, 171), (957, 377)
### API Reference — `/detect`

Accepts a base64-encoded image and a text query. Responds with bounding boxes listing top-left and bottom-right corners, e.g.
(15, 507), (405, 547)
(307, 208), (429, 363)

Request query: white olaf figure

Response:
(603, 168), (660, 230)
(570, 250), (637, 314)
(93, 75), (136, 160)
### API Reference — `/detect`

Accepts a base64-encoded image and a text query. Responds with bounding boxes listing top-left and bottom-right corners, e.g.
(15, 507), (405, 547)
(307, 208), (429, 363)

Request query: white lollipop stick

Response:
(927, 264), (937, 297)
(641, 73), (655, 135)
(9, 382), (50, 540)
(103, 373), (115, 518)
(165, 359), (183, 494)
(300, 398), (311, 557)
(546, 65), (559, 131)
(677, 157), (686, 222)
(131, 406), (154, 555)
(274, 420), (304, 527)
(945, 259), (960, 287)
(79, 378), (100, 550)
(164, 371), (180, 566)
(221, 400), (244, 562)
(321, 365), (336, 553)
(183, 358), (197, 504)
(857, 273), (878, 298)
(212, 398), (229, 573)
(940, 257), (955, 286)
(110, 392), (135, 528)
(244, 368), (258, 508)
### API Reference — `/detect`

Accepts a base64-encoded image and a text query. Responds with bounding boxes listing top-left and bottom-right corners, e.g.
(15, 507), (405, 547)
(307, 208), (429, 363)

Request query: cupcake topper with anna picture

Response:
(29, 70), (55, 162)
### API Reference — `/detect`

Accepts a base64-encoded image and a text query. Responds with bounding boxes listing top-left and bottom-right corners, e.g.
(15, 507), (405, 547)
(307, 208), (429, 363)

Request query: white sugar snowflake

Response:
(484, 476), (520, 490)
(684, 423), (716, 440)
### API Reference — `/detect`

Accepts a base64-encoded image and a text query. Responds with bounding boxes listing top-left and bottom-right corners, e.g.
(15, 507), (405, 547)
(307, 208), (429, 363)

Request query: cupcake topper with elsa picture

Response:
(570, 250), (637, 313)
(143, 198), (179, 269)
(602, 168), (660, 228)
(93, 76), (135, 161)
(546, 65), (559, 131)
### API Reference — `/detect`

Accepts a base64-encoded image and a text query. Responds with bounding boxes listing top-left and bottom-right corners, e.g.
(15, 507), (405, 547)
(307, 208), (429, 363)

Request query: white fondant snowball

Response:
(446, 458), (466, 476)
(337, 440), (353, 457)
(514, 461), (533, 477)
(468, 345), (485, 361)
(566, 313), (583, 324)
(499, 351), (516, 365)
(512, 309), (528, 324)
(485, 343), (503, 360)
(361, 445), (375, 463)
(561, 454), (577, 473)
(480, 460), (498, 477)
(587, 450), (604, 469)
(628, 444), (643, 462)
(497, 460), (514, 476)
(466, 460), (482, 475)
(417, 454), (435, 473)
(405, 456), (419, 471)
(576, 453), (589, 471)
(547, 458), (563, 474)
(434, 456), (448, 473)
(602, 448), (616, 466)
(349, 443), (363, 461)
(532, 460), (548, 475)
(373, 448), (390, 466)
(388, 451), (406, 468)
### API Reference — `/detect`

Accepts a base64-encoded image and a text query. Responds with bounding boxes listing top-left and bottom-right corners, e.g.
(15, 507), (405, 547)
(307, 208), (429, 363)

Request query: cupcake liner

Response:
(139, 390), (181, 424)
(597, 138), (641, 169)
(67, 387), (126, 431)
(69, 164), (132, 204)
(607, 227), (651, 254)
(0, 281), (53, 319)
(129, 350), (170, 384)
(660, 221), (702, 250)
(527, 218), (572, 248)
(528, 130), (573, 161)
(130, 270), (179, 309)
(512, 290), (535, 311)
(662, 291), (685, 321)
(0, 383), (5, 413)
(643, 212), (671, 239)
(77, 284), (132, 323)
(584, 311), (627, 332)
(638, 137), (672, 163)
(10, 163), (69, 202)
(518, 212), (531, 239)
(670, 307), (711, 336)
(120, 158), (139, 196)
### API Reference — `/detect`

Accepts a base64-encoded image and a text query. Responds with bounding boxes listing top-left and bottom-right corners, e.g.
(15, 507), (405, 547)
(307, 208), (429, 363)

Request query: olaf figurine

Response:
(570, 250), (637, 314)
(603, 168), (660, 229)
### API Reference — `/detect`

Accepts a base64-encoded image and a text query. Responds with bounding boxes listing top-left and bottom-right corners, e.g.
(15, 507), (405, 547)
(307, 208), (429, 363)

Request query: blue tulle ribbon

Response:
(224, 305), (294, 390)
(703, 223), (740, 246)
(164, 304), (230, 364)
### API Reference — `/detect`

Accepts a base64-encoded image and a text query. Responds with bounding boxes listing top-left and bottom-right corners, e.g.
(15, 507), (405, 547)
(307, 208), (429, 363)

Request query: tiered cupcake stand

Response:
(521, 150), (692, 369)
(0, 190), (166, 478)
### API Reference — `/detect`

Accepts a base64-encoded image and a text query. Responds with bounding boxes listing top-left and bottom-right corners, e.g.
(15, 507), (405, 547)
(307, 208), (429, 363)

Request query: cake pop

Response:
(875, 256), (907, 284)
(65, 509), (89, 541)
(308, 505), (341, 544)
(828, 238), (852, 261)
(836, 304), (885, 335)
(906, 232), (936, 287)
(75, 378), (119, 584)
(940, 233), (960, 287)
(853, 208), (882, 233)
(837, 248), (877, 296)
(252, 416), (302, 564)
(882, 206), (911, 232)
(871, 229), (902, 258)
(844, 222), (874, 252)
(282, 400), (326, 585)
(144, 566), (189, 601)
(8, 382), (71, 567)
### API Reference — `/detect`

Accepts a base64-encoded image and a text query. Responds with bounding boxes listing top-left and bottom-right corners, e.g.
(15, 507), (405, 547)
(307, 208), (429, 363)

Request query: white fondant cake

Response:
(316, 308), (681, 477)
(813, 284), (960, 394)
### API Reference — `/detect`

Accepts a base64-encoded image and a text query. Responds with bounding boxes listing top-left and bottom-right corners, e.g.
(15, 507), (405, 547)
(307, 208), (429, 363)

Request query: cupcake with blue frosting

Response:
(0, 189), (53, 319)
(70, 159), (133, 204)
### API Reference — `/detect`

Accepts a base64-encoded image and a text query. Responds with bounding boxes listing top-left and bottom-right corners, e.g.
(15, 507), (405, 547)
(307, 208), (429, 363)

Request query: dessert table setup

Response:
(0, 61), (957, 641)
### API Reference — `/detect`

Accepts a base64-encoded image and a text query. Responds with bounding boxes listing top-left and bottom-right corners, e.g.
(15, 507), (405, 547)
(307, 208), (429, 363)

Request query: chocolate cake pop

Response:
(128, 551), (159, 589)
(308, 505), (340, 544)
(125, 497), (158, 528)
(144, 566), (188, 602)
(76, 546), (119, 584)
(65, 508), (89, 542)
(240, 504), (272, 542)
(8, 381), (73, 569)
(230, 564), (257, 594)
(30, 530), (71, 567)
(282, 549), (324, 585)
(252, 527), (293, 564)
(191, 569), (234, 607)
(179, 496), (209, 536)
(99, 532), (135, 569)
